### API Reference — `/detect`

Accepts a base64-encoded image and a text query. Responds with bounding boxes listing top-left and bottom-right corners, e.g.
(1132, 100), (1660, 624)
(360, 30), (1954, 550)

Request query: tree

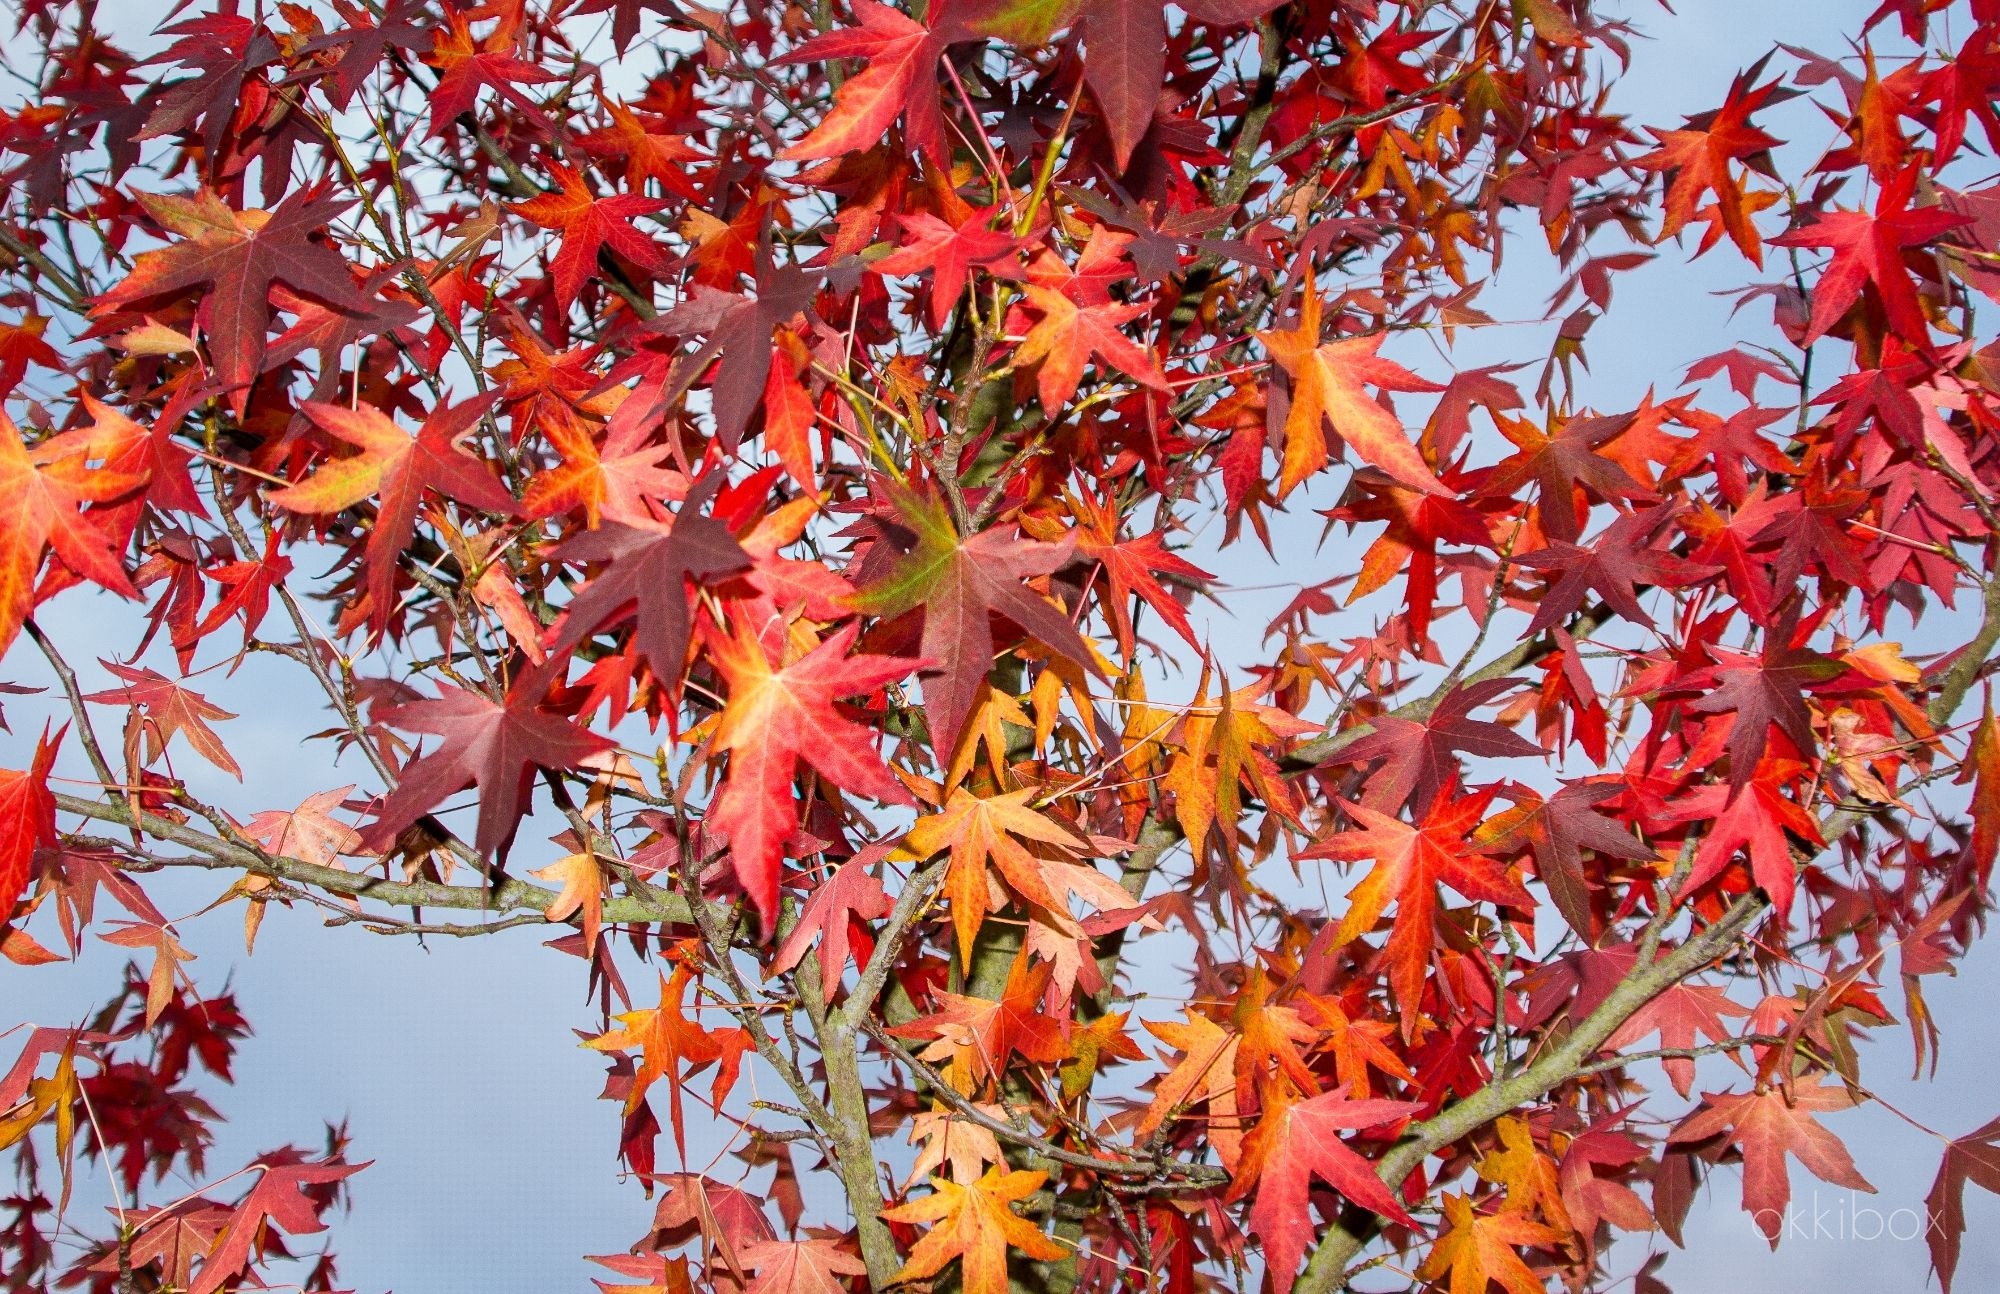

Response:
(1, 0), (1998, 1291)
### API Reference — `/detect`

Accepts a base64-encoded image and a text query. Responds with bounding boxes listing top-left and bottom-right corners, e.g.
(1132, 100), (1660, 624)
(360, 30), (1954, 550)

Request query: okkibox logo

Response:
(1751, 1192), (1943, 1242)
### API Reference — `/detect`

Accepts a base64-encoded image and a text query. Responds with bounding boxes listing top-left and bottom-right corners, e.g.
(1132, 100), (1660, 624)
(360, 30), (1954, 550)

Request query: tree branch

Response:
(52, 791), (694, 927)
(856, 1018), (1229, 1189)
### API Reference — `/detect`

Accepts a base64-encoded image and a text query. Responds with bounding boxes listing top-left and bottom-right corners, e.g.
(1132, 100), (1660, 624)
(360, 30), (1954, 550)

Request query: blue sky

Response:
(6, 1), (2000, 1291)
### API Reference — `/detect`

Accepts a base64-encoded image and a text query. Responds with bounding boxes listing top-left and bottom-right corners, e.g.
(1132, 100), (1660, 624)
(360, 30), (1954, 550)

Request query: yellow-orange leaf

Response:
(902, 787), (1088, 957)
(880, 1168), (1066, 1294)
(532, 851), (608, 954)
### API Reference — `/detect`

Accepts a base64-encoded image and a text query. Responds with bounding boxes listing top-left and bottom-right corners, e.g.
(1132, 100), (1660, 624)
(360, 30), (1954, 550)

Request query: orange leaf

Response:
(1415, 1194), (1565, 1294)
(880, 1168), (1066, 1294)
(585, 965), (724, 1156)
(1257, 274), (1446, 499)
(531, 851), (608, 954)
(902, 787), (1087, 958)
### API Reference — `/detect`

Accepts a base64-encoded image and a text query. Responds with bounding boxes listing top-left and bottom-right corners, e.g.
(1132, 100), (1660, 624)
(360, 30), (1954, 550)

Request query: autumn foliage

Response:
(5, 0), (2000, 1292)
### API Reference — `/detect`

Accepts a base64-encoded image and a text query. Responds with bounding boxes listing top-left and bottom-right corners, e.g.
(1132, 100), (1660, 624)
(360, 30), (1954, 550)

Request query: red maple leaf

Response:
(1601, 981), (1751, 1096)
(1329, 677), (1543, 813)
(98, 1202), (232, 1292)
(580, 95), (705, 200)
(706, 621), (924, 931)
(642, 262), (818, 452)
(1230, 1084), (1422, 1282)
(1926, 1114), (2000, 1293)
(847, 481), (1103, 758)
(1665, 761), (1824, 917)
(889, 953), (1069, 1084)
(85, 662), (242, 779)
(1325, 471), (1497, 647)
(1013, 284), (1168, 412)
(522, 413), (684, 526)
(1684, 620), (1842, 788)
(1257, 278), (1447, 500)
(298, 0), (428, 111)
(967, 0), (1286, 170)
(421, 7), (559, 138)
(1513, 507), (1716, 637)
(1061, 488), (1212, 662)
(1300, 787), (1533, 1035)
(1481, 780), (1652, 940)
(1635, 58), (1785, 263)
(134, 13), (281, 166)
(0, 725), (60, 916)
(266, 393), (518, 632)
(1478, 410), (1654, 542)
(96, 187), (377, 414)
(564, 0), (682, 55)
(736, 1237), (870, 1294)
(775, 0), (947, 161)
(544, 475), (752, 694)
(875, 210), (1020, 331)
(0, 410), (140, 658)
(585, 964), (727, 1156)
(0, 314), (60, 396)
(1668, 1075), (1872, 1246)
(512, 163), (671, 311)
(191, 1154), (367, 1294)
(364, 670), (615, 858)
(768, 846), (895, 1004)
(1771, 165), (1970, 343)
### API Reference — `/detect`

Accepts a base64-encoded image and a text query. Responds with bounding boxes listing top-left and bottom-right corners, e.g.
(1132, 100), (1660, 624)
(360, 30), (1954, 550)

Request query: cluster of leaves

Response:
(0, 970), (359, 1294)
(0, 0), (1998, 1292)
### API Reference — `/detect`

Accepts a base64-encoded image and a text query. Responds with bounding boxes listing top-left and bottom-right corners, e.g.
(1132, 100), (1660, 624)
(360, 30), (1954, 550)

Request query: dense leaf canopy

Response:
(2, 0), (2000, 1292)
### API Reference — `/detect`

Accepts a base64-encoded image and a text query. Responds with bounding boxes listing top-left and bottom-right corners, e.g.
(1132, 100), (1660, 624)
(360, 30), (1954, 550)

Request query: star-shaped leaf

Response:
(267, 394), (518, 632)
(1415, 1194), (1565, 1294)
(736, 1238), (870, 1294)
(1330, 677), (1543, 813)
(1665, 763), (1823, 917)
(97, 187), (376, 414)
(1668, 1074), (1873, 1246)
(1014, 283), (1168, 412)
(0, 725), (59, 917)
(585, 965), (725, 1156)
(1480, 780), (1651, 939)
(1230, 1085), (1423, 1282)
(1635, 58), (1786, 263)
(363, 673), (614, 859)
(1771, 164), (1970, 343)
(513, 163), (671, 311)
(1258, 276), (1446, 499)
(848, 481), (1102, 757)
(775, 0), (947, 161)
(1926, 1115), (2000, 1293)
(1300, 788), (1533, 1034)
(880, 1168), (1067, 1294)
(0, 411), (139, 659)
(768, 846), (895, 1003)
(545, 474), (752, 692)
(903, 786), (1088, 958)
(707, 621), (923, 932)
(192, 1155), (368, 1294)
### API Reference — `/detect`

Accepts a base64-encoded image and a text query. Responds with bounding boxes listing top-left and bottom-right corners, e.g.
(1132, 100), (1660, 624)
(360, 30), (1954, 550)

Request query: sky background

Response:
(6, 1), (2000, 1292)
